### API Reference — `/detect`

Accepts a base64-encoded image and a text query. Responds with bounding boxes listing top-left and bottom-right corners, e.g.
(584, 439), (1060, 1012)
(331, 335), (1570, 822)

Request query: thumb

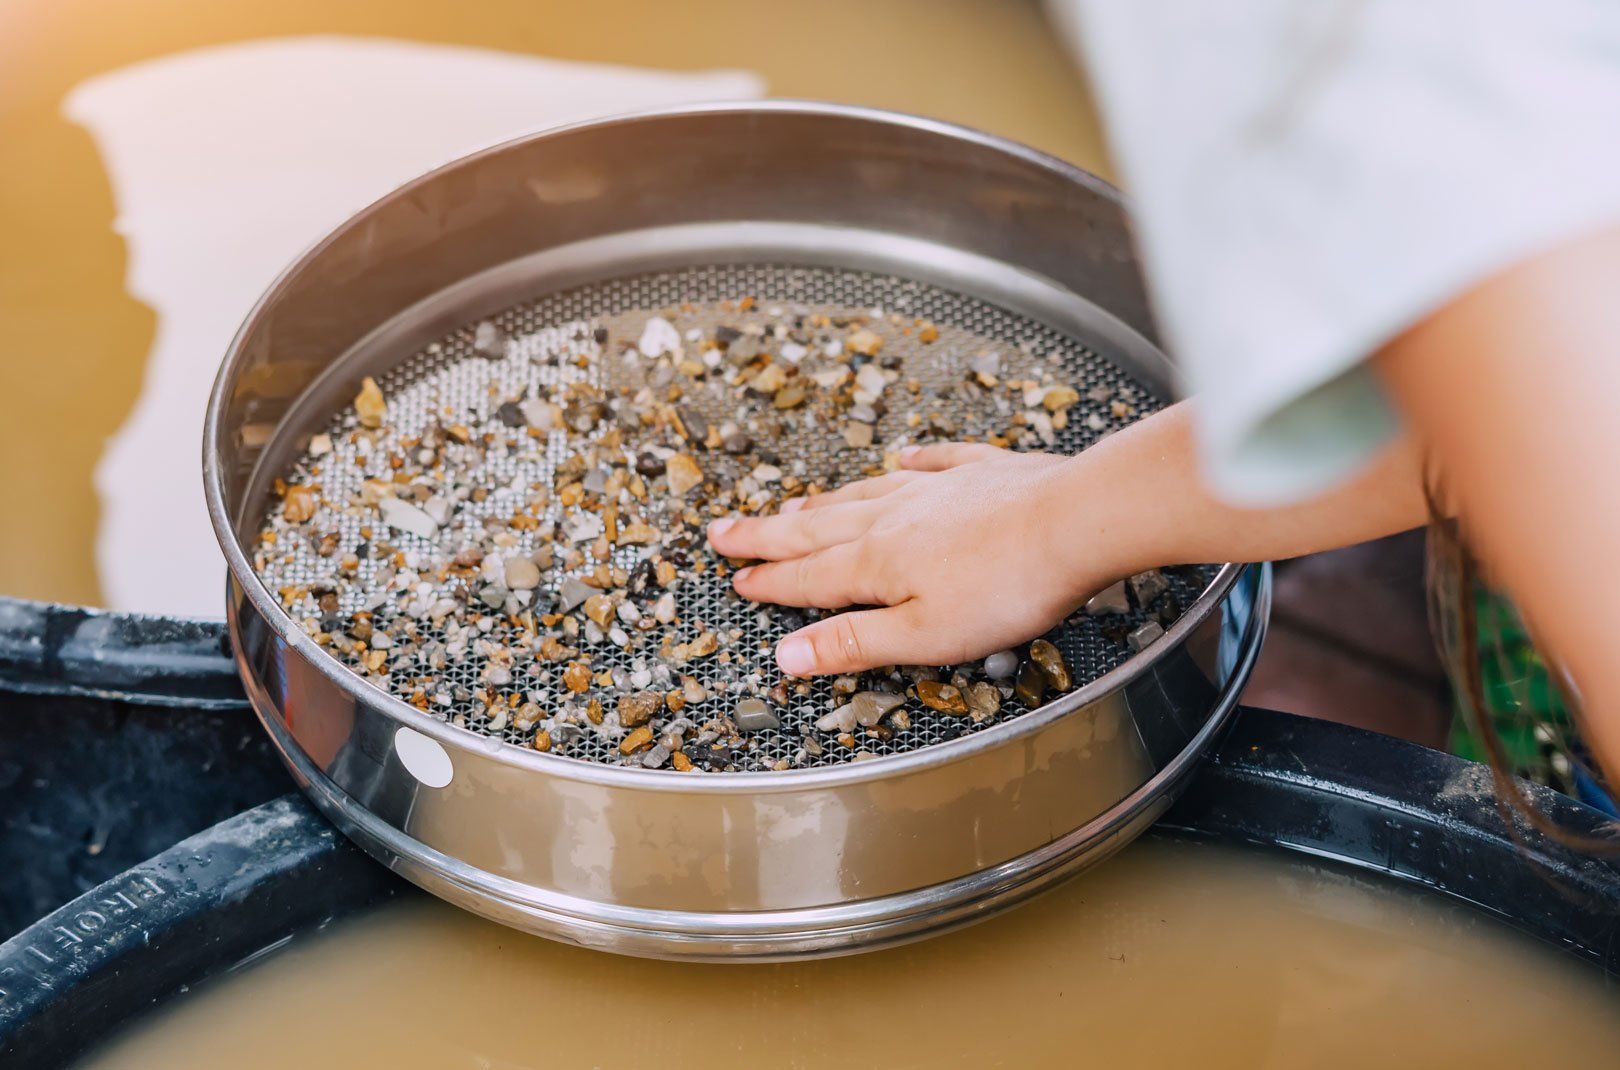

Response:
(775, 604), (924, 676)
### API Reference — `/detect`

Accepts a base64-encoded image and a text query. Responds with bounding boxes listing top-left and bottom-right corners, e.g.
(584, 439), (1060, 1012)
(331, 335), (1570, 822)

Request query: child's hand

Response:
(706, 442), (1129, 676)
(707, 400), (1429, 678)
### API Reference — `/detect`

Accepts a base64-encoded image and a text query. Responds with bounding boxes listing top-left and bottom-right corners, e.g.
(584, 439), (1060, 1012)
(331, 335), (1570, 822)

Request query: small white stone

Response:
(815, 705), (858, 734)
(637, 316), (682, 358)
(654, 592), (676, 624)
(855, 364), (887, 398)
(983, 650), (1019, 679)
(608, 627), (630, 647)
(616, 601), (641, 625)
(564, 512), (605, 543)
(308, 433), (332, 457)
(378, 496), (438, 538)
(779, 341), (808, 365)
(520, 398), (557, 430)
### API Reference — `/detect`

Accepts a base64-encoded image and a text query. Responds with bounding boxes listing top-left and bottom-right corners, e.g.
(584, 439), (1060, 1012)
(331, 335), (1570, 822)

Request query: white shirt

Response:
(1052, 0), (1620, 505)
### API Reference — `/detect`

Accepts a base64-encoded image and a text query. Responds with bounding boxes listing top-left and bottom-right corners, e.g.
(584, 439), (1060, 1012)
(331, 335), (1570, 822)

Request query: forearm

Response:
(1050, 400), (1429, 581)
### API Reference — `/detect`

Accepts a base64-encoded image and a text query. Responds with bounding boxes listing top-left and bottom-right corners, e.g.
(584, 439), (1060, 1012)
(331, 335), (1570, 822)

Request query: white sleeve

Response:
(1051, 0), (1620, 505)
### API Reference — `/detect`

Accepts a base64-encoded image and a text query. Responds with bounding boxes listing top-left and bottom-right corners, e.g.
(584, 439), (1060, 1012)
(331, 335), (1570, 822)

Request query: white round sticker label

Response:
(394, 726), (453, 788)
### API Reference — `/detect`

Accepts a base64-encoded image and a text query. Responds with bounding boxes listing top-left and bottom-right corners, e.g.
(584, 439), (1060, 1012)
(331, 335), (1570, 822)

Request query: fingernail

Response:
(776, 635), (815, 676)
(899, 445), (920, 462)
(707, 518), (736, 540)
(781, 497), (805, 514)
(734, 566), (753, 582)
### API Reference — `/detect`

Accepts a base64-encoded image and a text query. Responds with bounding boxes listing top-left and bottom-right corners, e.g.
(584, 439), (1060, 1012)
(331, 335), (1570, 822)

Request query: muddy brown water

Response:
(0, 0), (1107, 608)
(74, 838), (1620, 1068)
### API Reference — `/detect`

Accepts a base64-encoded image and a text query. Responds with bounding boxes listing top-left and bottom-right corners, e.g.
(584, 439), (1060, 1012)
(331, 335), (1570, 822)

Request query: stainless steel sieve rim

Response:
(204, 100), (1237, 795)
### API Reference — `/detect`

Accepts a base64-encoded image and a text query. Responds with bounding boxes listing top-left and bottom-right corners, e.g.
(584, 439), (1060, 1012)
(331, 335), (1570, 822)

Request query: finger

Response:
(782, 470), (922, 513)
(775, 602), (927, 676)
(898, 441), (1004, 472)
(706, 502), (877, 561)
(731, 542), (879, 609)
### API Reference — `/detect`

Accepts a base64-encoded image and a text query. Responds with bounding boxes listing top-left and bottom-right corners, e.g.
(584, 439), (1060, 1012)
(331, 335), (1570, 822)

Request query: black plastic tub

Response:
(3, 706), (1618, 1067)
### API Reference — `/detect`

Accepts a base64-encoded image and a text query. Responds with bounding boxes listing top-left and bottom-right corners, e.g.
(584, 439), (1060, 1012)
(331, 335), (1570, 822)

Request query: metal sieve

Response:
(205, 102), (1269, 959)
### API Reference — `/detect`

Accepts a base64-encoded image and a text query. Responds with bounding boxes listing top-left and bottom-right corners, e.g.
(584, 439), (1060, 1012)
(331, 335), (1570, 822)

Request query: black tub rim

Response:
(3, 707), (1618, 1067)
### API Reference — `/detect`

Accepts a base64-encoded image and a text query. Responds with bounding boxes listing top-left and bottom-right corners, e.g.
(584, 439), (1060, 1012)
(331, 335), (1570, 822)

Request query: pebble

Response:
(983, 650), (1018, 680)
(963, 682), (1001, 723)
(1085, 580), (1130, 616)
(520, 397), (556, 430)
(353, 377), (386, 428)
(1029, 639), (1073, 692)
(816, 705), (858, 734)
(666, 454), (704, 496)
(1127, 620), (1165, 653)
(618, 691), (663, 728)
(848, 691), (904, 727)
(472, 320), (507, 359)
(619, 726), (655, 755)
(916, 680), (969, 714)
(584, 595), (614, 627)
(637, 315), (682, 358)
(1014, 661), (1047, 707)
(282, 485), (319, 523)
(653, 592), (676, 624)
(847, 327), (884, 356)
(843, 422), (874, 449)
(642, 743), (672, 769)
(558, 575), (595, 614)
(504, 556), (541, 591)
(496, 401), (525, 427)
(733, 698), (781, 732)
(1129, 569), (1170, 607)
(378, 496), (438, 538)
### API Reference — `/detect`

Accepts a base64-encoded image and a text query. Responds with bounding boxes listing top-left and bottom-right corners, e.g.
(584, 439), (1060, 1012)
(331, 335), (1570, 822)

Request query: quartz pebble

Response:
(1085, 580), (1131, 616)
(637, 315), (681, 358)
(816, 705), (858, 734)
(558, 575), (595, 614)
(732, 698), (781, 732)
(1127, 620), (1165, 653)
(983, 650), (1018, 680)
(472, 320), (508, 359)
(848, 691), (904, 727)
(378, 496), (437, 538)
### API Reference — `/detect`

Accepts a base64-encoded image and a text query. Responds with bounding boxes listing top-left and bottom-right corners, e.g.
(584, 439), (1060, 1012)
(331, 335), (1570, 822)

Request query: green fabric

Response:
(1451, 587), (1578, 790)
